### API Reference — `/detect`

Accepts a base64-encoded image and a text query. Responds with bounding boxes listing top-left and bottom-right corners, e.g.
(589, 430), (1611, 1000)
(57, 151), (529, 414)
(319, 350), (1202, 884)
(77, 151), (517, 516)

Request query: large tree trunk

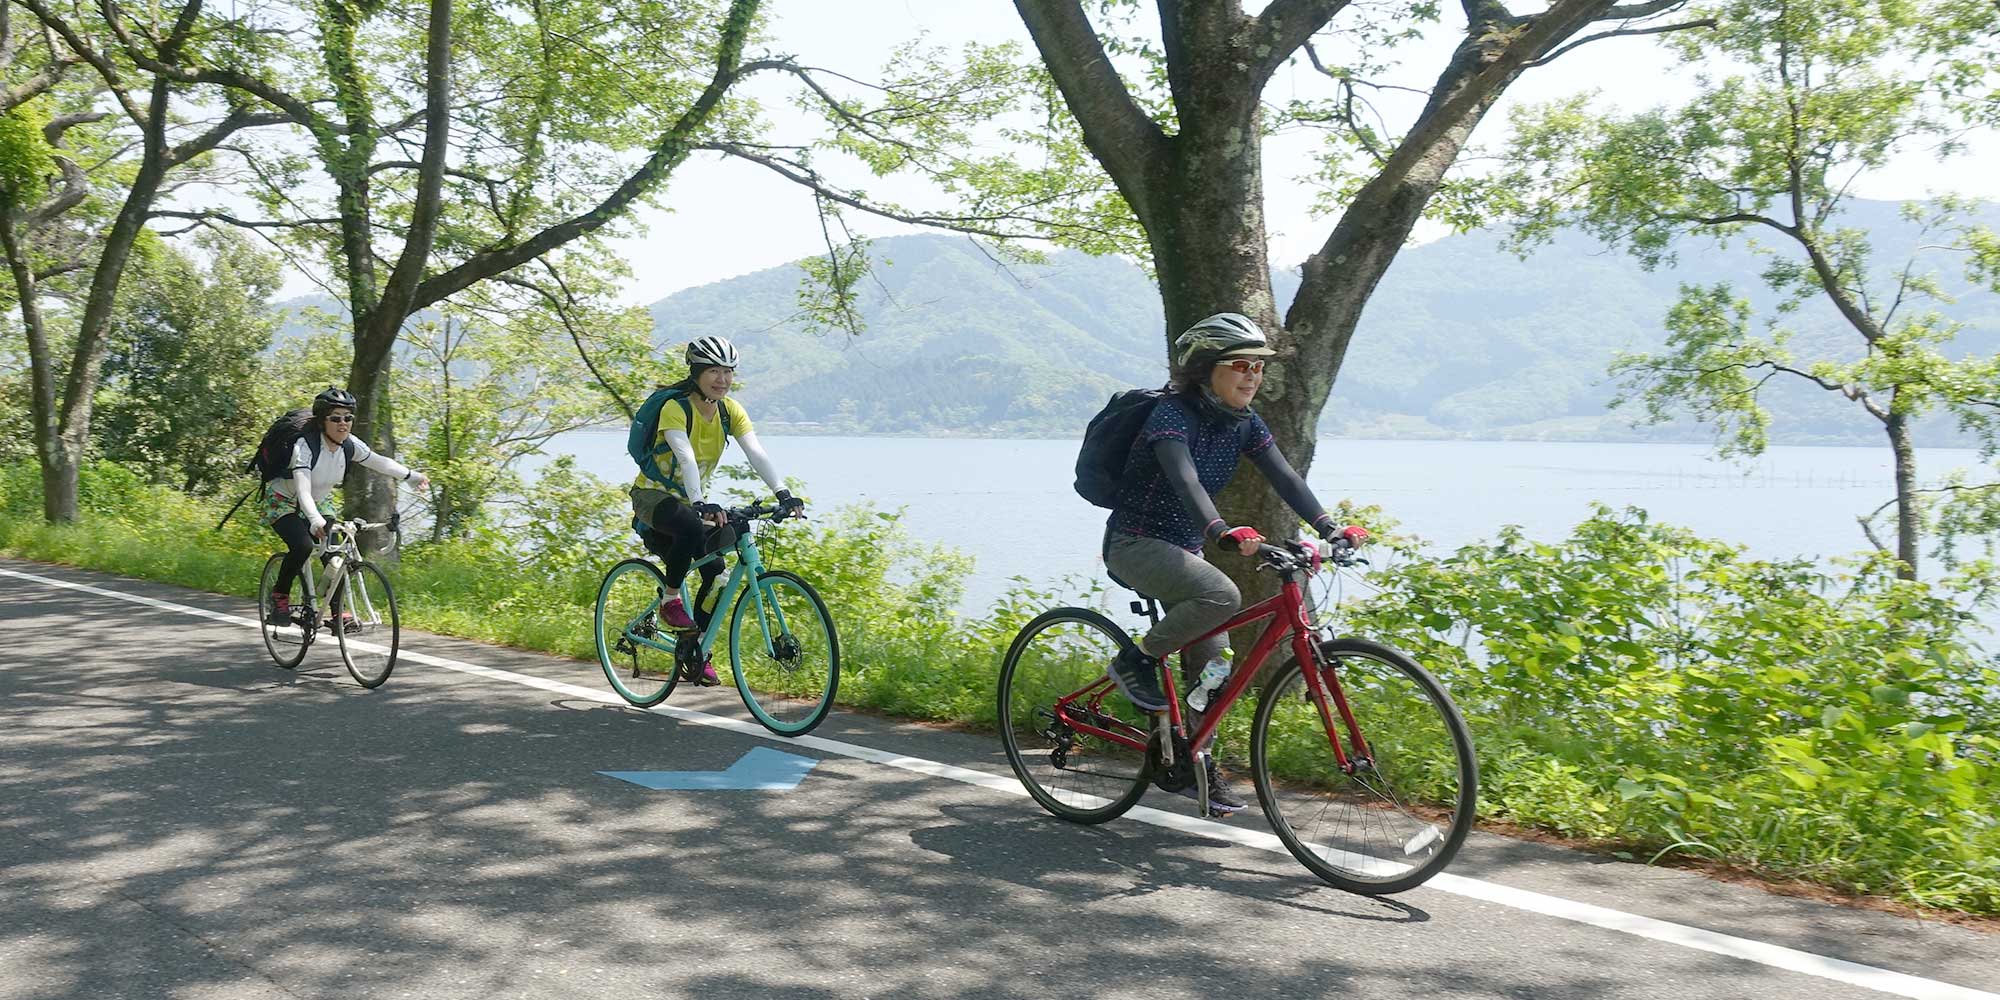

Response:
(44, 141), (169, 521)
(1886, 407), (1920, 580)
(1, 206), (75, 522)
(345, 311), (403, 555)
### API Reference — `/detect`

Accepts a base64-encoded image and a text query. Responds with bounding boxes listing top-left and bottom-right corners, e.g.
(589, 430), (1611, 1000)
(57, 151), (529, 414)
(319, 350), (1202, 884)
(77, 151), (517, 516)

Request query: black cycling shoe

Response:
(1178, 758), (1249, 816)
(1105, 645), (1168, 712)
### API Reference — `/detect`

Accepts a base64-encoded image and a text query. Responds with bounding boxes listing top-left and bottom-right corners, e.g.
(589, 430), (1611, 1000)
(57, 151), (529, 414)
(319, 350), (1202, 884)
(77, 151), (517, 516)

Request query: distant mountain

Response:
(277, 199), (2000, 443)
(643, 201), (2000, 442)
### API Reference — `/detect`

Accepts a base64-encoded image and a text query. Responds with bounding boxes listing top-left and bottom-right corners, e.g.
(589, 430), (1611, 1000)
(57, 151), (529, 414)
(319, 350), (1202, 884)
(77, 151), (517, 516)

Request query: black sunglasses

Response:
(325, 414), (355, 424)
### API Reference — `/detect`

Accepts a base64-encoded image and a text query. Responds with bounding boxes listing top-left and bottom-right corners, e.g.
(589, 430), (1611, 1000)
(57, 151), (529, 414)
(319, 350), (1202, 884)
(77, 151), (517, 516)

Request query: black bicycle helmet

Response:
(312, 386), (358, 417)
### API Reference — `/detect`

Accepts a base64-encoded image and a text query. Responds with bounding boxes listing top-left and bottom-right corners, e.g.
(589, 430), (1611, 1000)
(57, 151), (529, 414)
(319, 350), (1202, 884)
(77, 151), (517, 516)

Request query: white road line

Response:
(3, 563), (1993, 1000)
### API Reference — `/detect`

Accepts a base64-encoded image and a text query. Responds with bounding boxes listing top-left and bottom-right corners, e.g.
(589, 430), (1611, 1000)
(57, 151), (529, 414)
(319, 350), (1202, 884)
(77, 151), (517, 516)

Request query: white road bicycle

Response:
(257, 517), (401, 688)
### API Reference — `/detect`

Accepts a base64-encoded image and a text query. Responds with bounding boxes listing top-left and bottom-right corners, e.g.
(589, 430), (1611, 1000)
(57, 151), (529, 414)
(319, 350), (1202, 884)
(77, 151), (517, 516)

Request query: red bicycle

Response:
(996, 537), (1476, 894)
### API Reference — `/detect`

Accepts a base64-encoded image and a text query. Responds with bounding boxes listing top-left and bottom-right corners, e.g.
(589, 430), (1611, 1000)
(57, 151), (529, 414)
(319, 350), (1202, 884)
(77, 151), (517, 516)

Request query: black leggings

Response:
(271, 513), (316, 597)
(637, 497), (727, 626)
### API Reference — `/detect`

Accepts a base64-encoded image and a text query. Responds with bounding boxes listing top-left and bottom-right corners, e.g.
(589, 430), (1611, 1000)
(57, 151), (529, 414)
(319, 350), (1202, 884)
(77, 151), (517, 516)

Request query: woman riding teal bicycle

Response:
(629, 336), (803, 685)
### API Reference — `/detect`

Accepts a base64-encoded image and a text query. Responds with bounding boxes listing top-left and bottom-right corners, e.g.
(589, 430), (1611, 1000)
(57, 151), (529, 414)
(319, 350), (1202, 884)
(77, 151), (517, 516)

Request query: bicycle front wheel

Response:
(729, 570), (838, 735)
(1250, 637), (1476, 895)
(997, 608), (1151, 824)
(258, 553), (310, 669)
(595, 558), (679, 708)
(333, 562), (399, 688)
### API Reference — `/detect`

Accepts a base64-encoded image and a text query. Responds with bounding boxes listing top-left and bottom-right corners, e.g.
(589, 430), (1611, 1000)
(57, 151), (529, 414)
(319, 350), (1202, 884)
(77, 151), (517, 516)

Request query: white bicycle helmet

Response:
(685, 336), (739, 369)
(1173, 312), (1275, 369)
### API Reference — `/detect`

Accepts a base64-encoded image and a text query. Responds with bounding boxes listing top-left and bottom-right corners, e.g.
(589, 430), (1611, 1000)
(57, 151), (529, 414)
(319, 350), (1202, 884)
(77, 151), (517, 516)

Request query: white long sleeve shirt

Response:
(269, 434), (411, 528)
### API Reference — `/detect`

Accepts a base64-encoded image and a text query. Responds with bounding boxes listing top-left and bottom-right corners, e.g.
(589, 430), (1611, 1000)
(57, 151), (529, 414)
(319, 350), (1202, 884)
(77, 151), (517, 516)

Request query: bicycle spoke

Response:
(998, 609), (1151, 824)
(595, 559), (678, 707)
(1251, 639), (1476, 893)
(729, 571), (838, 735)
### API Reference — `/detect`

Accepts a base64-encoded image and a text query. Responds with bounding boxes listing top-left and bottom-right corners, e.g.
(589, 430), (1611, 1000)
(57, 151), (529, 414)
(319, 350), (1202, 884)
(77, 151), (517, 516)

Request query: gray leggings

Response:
(1104, 531), (1240, 674)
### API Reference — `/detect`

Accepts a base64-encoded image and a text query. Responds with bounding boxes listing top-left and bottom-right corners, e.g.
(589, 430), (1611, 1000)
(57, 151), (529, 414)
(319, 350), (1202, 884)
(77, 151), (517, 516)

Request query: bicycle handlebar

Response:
(721, 500), (805, 524)
(1251, 537), (1367, 575)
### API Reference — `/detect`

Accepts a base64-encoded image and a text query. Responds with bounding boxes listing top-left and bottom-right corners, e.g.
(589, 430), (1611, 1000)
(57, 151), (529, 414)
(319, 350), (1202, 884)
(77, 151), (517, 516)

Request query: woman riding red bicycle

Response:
(1100, 312), (1366, 813)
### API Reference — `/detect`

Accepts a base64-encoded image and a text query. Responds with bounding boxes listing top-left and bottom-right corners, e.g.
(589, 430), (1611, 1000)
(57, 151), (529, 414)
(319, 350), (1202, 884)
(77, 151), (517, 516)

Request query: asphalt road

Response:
(3, 557), (1996, 1000)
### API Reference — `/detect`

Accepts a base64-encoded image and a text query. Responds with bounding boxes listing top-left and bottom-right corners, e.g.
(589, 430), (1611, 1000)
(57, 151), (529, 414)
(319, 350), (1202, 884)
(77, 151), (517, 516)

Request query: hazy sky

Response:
(286, 1), (2000, 304)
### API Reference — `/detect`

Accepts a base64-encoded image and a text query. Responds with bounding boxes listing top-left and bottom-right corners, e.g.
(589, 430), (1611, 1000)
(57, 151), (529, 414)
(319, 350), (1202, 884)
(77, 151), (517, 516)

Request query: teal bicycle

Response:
(593, 500), (839, 735)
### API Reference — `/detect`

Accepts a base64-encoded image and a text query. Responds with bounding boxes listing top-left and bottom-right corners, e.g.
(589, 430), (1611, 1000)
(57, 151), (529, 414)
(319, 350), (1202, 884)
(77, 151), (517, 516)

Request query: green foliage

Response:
(95, 232), (285, 494)
(1500, 0), (2000, 569)
(0, 98), (55, 202)
(1343, 505), (2000, 911)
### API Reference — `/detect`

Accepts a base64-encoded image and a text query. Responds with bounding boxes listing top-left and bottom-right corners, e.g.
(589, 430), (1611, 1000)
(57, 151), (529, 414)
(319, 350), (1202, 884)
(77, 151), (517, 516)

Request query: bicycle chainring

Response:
(1151, 731), (1197, 793)
(673, 629), (706, 678)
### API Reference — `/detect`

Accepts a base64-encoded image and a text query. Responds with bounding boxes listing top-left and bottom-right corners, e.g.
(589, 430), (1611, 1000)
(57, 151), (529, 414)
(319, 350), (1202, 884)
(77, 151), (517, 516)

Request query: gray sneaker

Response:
(1105, 646), (1168, 712)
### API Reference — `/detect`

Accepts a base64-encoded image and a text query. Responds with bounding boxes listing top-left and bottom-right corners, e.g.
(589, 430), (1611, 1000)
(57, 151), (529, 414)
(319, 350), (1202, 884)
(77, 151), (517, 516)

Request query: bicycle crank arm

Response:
(1192, 750), (1211, 819)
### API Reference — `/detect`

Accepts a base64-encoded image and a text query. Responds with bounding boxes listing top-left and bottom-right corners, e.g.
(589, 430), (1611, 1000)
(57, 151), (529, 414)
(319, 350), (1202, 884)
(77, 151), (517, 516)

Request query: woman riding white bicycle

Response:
(262, 387), (428, 628)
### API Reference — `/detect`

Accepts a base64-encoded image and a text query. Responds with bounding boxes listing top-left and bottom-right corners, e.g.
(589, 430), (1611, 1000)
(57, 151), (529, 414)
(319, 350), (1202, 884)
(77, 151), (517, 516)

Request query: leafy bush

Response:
(1344, 505), (2000, 912)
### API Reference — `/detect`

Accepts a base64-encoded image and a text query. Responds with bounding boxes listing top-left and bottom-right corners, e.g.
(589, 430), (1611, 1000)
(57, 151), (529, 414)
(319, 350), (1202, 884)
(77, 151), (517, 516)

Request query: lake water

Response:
(537, 432), (1980, 614)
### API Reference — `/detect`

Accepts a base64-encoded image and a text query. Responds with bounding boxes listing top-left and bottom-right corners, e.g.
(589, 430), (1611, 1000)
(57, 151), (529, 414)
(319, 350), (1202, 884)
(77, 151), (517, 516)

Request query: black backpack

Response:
(246, 408), (354, 484)
(1074, 387), (1167, 508)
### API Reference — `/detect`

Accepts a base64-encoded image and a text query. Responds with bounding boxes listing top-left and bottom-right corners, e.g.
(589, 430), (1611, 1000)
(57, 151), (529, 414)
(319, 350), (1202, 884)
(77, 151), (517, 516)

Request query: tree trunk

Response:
(345, 311), (402, 555)
(1886, 406), (1919, 580)
(38, 76), (174, 521)
(1, 206), (77, 521)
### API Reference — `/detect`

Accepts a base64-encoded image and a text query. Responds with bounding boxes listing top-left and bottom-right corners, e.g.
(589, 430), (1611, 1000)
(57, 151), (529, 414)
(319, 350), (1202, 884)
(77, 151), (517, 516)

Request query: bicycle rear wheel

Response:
(729, 570), (839, 735)
(594, 558), (678, 707)
(997, 608), (1151, 824)
(258, 553), (310, 669)
(1250, 637), (1476, 894)
(333, 562), (399, 688)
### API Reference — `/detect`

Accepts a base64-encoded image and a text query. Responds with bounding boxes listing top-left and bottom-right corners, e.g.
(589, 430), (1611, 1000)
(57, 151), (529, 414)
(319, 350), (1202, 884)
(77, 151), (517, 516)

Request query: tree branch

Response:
(374, 0), (454, 333)
(1, 52), (77, 114)
(407, 0), (767, 314)
(168, 109), (290, 164)
(148, 209), (343, 229)
(1011, 0), (1171, 228)
(1524, 18), (1715, 68)
(1250, 0), (1349, 88)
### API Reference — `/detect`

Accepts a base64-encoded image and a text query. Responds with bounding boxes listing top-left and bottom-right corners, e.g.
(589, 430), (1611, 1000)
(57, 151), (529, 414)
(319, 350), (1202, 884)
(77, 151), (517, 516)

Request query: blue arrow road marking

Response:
(598, 747), (819, 790)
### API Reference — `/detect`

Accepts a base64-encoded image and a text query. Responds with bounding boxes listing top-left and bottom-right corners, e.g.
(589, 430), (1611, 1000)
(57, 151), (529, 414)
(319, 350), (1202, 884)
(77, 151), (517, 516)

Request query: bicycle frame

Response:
(283, 519), (393, 623)
(1053, 564), (1376, 775)
(613, 520), (793, 662)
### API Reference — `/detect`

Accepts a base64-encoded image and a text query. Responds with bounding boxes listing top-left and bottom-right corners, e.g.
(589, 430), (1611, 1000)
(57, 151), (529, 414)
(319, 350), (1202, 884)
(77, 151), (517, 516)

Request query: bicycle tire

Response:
(333, 561), (399, 688)
(997, 607), (1152, 824)
(594, 558), (679, 708)
(728, 570), (839, 735)
(1249, 637), (1476, 894)
(258, 553), (310, 669)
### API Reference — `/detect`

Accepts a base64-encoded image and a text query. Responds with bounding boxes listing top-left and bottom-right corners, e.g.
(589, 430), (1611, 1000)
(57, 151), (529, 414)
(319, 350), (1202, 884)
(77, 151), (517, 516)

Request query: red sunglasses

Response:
(1220, 358), (1266, 374)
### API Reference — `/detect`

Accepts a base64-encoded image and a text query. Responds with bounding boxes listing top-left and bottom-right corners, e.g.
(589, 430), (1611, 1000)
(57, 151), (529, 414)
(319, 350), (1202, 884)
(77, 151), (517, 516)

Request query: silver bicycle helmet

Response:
(685, 336), (740, 369)
(1173, 312), (1275, 369)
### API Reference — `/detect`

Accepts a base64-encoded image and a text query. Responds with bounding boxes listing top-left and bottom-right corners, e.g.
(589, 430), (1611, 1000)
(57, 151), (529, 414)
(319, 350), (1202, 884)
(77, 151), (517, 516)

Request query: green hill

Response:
(640, 199), (1997, 442)
(277, 199), (2000, 443)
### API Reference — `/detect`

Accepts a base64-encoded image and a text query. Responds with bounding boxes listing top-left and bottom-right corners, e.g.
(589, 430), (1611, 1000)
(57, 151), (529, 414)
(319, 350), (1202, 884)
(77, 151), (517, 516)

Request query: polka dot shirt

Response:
(1107, 393), (1274, 552)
